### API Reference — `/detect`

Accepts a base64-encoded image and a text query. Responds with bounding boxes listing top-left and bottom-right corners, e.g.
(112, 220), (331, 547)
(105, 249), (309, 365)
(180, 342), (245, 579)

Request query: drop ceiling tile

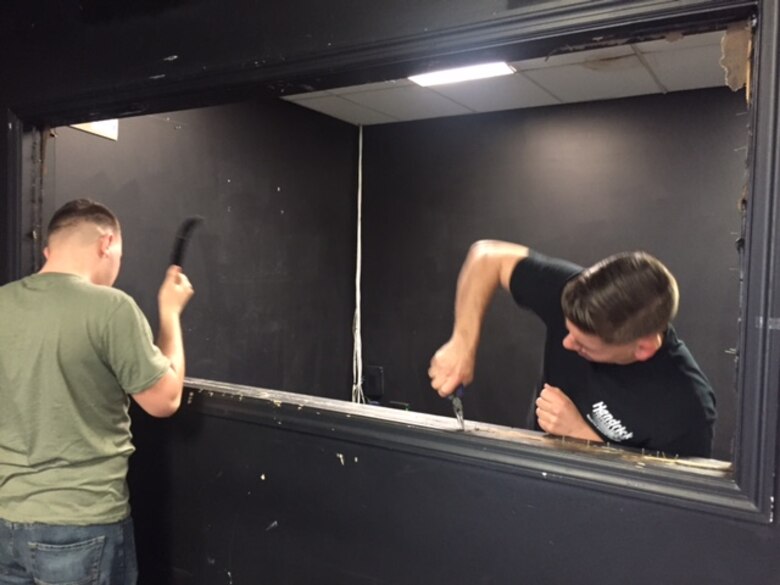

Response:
(430, 73), (559, 111)
(514, 45), (635, 71)
(330, 79), (413, 95)
(635, 30), (724, 53)
(288, 95), (396, 125)
(283, 29), (728, 124)
(524, 55), (660, 102)
(282, 89), (330, 103)
(641, 45), (726, 91)
(342, 85), (471, 121)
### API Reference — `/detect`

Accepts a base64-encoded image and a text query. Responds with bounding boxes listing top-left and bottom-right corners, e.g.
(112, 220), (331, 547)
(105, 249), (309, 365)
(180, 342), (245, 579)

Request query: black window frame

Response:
(1, 0), (776, 523)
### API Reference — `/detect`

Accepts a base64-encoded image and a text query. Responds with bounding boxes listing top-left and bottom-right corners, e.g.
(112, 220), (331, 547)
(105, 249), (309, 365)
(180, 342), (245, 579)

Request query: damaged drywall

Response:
(720, 20), (753, 98)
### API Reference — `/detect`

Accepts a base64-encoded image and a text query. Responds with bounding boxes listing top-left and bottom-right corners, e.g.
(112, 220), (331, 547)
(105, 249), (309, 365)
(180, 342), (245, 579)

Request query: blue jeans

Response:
(0, 516), (137, 585)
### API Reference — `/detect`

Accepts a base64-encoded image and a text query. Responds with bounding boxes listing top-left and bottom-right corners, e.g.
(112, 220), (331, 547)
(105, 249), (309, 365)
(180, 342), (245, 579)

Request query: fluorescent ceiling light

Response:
(408, 62), (516, 87)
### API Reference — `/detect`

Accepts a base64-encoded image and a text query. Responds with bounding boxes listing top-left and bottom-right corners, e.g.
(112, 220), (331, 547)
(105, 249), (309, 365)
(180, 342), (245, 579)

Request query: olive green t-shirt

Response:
(0, 273), (170, 524)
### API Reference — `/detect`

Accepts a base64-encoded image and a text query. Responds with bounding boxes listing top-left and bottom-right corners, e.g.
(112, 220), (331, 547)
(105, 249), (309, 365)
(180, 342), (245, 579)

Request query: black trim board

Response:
(182, 379), (756, 522)
(1, 0), (777, 538)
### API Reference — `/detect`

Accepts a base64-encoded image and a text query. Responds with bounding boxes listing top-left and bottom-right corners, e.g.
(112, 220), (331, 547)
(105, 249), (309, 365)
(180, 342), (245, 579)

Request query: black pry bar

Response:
(170, 215), (204, 268)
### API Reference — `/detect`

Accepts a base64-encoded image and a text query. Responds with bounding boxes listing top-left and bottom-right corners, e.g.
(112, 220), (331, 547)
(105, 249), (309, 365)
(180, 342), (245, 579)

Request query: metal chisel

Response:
(449, 385), (465, 431)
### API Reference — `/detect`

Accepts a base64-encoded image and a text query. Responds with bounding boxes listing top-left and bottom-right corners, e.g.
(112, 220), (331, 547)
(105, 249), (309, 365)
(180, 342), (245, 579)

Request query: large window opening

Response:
(17, 8), (775, 519)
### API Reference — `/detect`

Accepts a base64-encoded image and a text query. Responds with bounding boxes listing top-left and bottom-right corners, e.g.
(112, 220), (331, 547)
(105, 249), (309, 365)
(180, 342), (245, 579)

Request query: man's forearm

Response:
(429, 241), (528, 396)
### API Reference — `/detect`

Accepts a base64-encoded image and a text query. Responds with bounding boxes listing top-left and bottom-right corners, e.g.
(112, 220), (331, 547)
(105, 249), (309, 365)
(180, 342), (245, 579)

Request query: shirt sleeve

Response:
(509, 251), (582, 329)
(102, 296), (171, 395)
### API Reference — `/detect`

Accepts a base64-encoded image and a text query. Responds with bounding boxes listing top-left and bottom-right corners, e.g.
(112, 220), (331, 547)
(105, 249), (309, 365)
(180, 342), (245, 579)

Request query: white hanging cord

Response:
(352, 126), (366, 403)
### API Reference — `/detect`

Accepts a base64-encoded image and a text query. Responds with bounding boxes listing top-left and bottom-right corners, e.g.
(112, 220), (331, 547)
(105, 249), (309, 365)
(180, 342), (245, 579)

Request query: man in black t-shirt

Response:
(428, 240), (716, 457)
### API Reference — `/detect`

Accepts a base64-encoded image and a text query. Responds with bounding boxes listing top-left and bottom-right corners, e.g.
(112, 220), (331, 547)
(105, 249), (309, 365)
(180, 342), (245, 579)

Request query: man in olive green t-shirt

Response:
(0, 199), (194, 585)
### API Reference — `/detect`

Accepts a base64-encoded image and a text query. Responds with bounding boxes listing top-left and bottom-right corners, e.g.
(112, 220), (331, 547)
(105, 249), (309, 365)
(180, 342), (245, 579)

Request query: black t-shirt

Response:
(509, 251), (717, 458)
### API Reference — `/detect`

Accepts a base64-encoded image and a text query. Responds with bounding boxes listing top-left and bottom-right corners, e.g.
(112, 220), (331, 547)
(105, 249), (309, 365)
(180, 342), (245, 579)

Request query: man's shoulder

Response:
(88, 283), (134, 302)
(515, 250), (583, 279)
(87, 285), (143, 319)
(509, 250), (583, 317)
(0, 275), (30, 293)
(47, 277), (141, 318)
(652, 331), (716, 413)
(658, 328), (709, 380)
(0, 274), (127, 302)
(57, 277), (135, 306)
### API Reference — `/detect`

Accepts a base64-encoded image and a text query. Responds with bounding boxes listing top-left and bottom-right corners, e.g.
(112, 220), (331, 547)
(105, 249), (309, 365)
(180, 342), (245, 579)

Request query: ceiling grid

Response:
(283, 31), (727, 126)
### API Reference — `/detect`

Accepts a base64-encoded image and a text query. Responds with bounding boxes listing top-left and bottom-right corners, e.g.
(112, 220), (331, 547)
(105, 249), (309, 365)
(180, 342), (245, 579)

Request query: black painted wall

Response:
(3, 1), (780, 585)
(46, 98), (357, 397)
(363, 88), (745, 460)
(0, 0), (516, 107)
(46, 84), (746, 461)
(129, 390), (780, 585)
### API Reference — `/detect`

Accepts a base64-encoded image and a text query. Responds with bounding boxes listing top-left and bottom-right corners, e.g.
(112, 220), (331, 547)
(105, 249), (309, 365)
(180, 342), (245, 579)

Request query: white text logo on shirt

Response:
(587, 401), (634, 442)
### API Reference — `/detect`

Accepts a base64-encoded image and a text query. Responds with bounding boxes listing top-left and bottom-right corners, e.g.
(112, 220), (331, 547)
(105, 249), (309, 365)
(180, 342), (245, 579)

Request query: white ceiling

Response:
(283, 31), (728, 126)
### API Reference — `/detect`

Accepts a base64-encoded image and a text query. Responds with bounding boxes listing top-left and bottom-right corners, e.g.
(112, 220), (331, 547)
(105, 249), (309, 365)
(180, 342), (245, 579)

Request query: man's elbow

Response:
(468, 240), (527, 289)
(143, 396), (182, 418)
(468, 240), (500, 260)
(133, 371), (184, 417)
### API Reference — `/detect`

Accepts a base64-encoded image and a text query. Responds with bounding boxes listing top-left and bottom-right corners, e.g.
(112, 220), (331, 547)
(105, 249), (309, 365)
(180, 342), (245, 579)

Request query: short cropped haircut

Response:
(561, 251), (679, 345)
(47, 199), (120, 242)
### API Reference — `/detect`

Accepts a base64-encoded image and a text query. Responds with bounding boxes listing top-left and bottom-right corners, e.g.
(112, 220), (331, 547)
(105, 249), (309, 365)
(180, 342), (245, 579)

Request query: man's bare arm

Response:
(428, 240), (529, 396)
(132, 266), (194, 417)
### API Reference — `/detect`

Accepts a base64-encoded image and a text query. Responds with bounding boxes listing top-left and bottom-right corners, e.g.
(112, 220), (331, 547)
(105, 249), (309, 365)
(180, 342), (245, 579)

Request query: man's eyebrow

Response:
(565, 323), (597, 351)
(575, 337), (597, 352)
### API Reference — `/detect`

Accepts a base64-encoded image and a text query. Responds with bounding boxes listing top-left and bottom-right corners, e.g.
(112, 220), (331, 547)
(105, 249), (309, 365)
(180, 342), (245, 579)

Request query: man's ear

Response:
(43, 246), (50, 260)
(633, 334), (662, 362)
(98, 233), (113, 257)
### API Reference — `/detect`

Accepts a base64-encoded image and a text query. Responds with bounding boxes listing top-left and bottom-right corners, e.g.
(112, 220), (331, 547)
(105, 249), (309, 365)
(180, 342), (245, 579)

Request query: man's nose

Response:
(562, 334), (577, 351)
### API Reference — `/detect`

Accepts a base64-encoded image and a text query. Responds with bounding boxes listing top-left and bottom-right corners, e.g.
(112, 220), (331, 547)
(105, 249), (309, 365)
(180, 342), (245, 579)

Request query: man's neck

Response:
(39, 259), (94, 283)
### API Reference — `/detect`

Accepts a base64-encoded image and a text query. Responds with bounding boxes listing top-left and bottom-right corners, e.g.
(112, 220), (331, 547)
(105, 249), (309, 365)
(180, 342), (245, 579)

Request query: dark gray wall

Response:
(0, 0), (525, 106)
(47, 98), (357, 397)
(3, 1), (780, 585)
(129, 389), (780, 585)
(363, 88), (745, 460)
